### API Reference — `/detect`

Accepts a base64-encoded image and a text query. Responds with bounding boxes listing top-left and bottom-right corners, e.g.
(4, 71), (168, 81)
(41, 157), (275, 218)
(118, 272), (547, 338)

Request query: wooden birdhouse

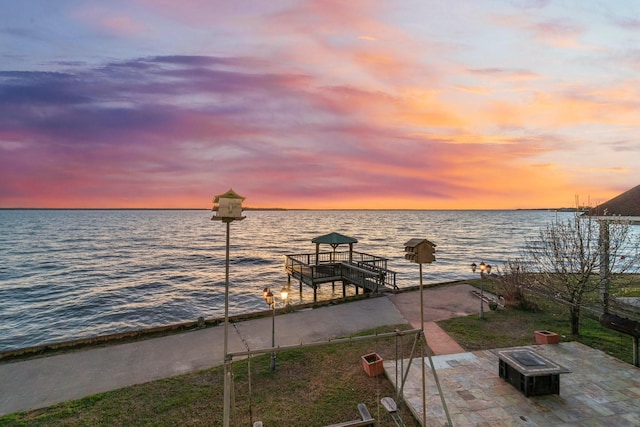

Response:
(212, 189), (246, 222)
(404, 238), (436, 264)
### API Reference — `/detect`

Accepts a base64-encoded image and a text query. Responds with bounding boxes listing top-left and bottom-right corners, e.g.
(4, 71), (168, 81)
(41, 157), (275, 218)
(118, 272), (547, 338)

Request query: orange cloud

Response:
(454, 85), (491, 94)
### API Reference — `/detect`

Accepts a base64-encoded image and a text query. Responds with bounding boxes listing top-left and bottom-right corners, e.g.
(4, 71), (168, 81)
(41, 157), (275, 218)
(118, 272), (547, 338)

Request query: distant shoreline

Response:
(0, 207), (587, 211)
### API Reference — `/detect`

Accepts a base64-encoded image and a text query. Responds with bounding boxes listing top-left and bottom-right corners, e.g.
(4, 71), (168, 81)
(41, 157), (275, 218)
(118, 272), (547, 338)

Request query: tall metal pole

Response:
(224, 221), (230, 365)
(599, 220), (611, 312)
(223, 220), (231, 427)
(421, 264), (453, 426)
(212, 188), (245, 427)
(270, 301), (276, 371)
(479, 272), (484, 319)
(419, 263), (426, 426)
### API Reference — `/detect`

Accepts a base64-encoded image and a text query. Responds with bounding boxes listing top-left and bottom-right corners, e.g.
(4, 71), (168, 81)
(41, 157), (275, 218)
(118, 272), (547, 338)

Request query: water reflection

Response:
(0, 209), (580, 350)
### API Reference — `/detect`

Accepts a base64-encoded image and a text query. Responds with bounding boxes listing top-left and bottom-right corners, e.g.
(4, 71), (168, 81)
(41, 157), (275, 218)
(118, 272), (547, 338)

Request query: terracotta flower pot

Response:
(535, 330), (559, 344)
(361, 353), (384, 377)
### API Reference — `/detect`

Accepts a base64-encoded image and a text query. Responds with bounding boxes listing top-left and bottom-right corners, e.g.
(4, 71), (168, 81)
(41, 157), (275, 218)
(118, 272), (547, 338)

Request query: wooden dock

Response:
(284, 250), (397, 301)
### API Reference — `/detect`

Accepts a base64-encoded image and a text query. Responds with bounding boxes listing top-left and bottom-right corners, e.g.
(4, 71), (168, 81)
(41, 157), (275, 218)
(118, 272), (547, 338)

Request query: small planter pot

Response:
(535, 330), (559, 344)
(361, 352), (384, 377)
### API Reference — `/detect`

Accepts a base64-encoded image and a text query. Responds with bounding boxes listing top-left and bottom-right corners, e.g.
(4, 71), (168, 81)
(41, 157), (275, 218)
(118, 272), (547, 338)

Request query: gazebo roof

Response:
(583, 185), (640, 224)
(312, 232), (358, 246)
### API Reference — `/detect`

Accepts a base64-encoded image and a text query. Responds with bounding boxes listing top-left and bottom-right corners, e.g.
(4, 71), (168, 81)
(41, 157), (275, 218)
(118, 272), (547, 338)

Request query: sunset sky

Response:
(1, 0), (638, 209)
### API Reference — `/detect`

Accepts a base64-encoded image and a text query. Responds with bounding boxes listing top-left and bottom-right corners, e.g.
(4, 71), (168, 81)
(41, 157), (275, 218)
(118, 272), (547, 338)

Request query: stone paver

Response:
(385, 342), (640, 427)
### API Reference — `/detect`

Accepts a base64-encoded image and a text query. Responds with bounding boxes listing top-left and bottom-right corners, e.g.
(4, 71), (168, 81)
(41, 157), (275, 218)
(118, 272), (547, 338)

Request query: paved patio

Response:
(385, 342), (640, 426)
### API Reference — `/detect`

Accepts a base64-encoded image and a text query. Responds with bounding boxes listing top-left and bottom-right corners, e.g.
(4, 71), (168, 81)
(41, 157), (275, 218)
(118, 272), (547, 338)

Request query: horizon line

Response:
(0, 207), (584, 212)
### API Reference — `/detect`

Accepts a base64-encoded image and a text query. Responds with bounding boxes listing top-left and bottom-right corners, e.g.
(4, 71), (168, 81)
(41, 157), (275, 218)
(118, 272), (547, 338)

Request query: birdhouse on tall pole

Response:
(402, 237), (441, 425)
(212, 188), (246, 223)
(211, 188), (245, 427)
(404, 238), (436, 264)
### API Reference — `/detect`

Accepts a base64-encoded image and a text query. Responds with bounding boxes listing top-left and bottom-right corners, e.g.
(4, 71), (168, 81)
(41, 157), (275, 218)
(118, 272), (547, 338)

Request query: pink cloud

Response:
(614, 17), (640, 30)
(490, 13), (592, 50)
(72, 6), (148, 36)
(467, 68), (543, 81)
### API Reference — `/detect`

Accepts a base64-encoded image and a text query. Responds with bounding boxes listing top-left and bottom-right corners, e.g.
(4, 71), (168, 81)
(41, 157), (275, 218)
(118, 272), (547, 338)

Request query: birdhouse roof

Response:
(404, 238), (436, 248)
(213, 188), (246, 203)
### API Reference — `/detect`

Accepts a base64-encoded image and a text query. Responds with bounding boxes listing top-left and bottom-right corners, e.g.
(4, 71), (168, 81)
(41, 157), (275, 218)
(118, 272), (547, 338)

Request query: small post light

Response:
(471, 261), (491, 319)
(263, 286), (288, 371)
(263, 287), (274, 306)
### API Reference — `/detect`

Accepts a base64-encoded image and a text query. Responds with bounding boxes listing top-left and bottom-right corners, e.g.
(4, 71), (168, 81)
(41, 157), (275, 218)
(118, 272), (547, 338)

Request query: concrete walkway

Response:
(387, 283), (482, 355)
(0, 285), (478, 416)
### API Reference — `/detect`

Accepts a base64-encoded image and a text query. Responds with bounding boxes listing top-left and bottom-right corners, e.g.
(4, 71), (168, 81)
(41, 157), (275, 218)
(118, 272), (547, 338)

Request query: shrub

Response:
(492, 261), (539, 311)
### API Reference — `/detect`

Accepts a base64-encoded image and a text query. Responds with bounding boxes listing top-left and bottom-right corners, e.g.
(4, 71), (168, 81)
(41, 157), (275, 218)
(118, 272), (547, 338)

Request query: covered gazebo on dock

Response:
(312, 232), (357, 264)
(285, 232), (397, 301)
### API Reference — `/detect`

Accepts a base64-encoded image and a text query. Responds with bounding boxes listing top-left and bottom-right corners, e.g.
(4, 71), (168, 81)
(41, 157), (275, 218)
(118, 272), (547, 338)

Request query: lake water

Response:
(0, 209), (573, 351)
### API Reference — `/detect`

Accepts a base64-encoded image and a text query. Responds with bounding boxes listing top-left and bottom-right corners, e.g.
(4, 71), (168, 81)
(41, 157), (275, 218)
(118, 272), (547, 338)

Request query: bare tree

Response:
(522, 215), (640, 336)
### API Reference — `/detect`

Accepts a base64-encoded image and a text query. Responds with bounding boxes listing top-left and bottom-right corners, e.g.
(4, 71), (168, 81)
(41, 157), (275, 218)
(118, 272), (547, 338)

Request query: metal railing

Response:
(286, 251), (389, 265)
(285, 251), (397, 290)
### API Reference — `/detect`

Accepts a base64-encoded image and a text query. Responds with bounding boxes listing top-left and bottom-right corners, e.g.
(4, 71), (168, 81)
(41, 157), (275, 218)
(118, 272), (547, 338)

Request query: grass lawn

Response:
(1, 280), (637, 426)
(0, 325), (421, 427)
(438, 280), (637, 364)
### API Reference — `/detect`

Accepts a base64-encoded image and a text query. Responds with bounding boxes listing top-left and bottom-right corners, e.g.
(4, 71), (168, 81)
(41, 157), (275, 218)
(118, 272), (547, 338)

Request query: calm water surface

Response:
(0, 209), (573, 351)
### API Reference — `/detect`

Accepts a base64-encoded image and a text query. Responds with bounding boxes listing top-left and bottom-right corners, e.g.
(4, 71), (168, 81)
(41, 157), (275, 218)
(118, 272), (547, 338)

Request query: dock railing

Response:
(284, 251), (397, 290)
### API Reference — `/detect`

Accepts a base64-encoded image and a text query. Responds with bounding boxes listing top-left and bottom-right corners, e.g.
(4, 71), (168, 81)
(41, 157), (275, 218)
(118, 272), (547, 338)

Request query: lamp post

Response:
(471, 262), (491, 319)
(263, 288), (276, 371)
(212, 189), (245, 427)
(262, 286), (288, 371)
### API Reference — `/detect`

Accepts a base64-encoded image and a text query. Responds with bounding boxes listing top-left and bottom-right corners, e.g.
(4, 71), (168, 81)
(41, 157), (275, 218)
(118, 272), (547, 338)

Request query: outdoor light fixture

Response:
(212, 189), (245, 427)
(263, 287), (273, 305)
(471, 262), (491, 319)
(280, 286), (289, 302)
(262, 286), (289, 371)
